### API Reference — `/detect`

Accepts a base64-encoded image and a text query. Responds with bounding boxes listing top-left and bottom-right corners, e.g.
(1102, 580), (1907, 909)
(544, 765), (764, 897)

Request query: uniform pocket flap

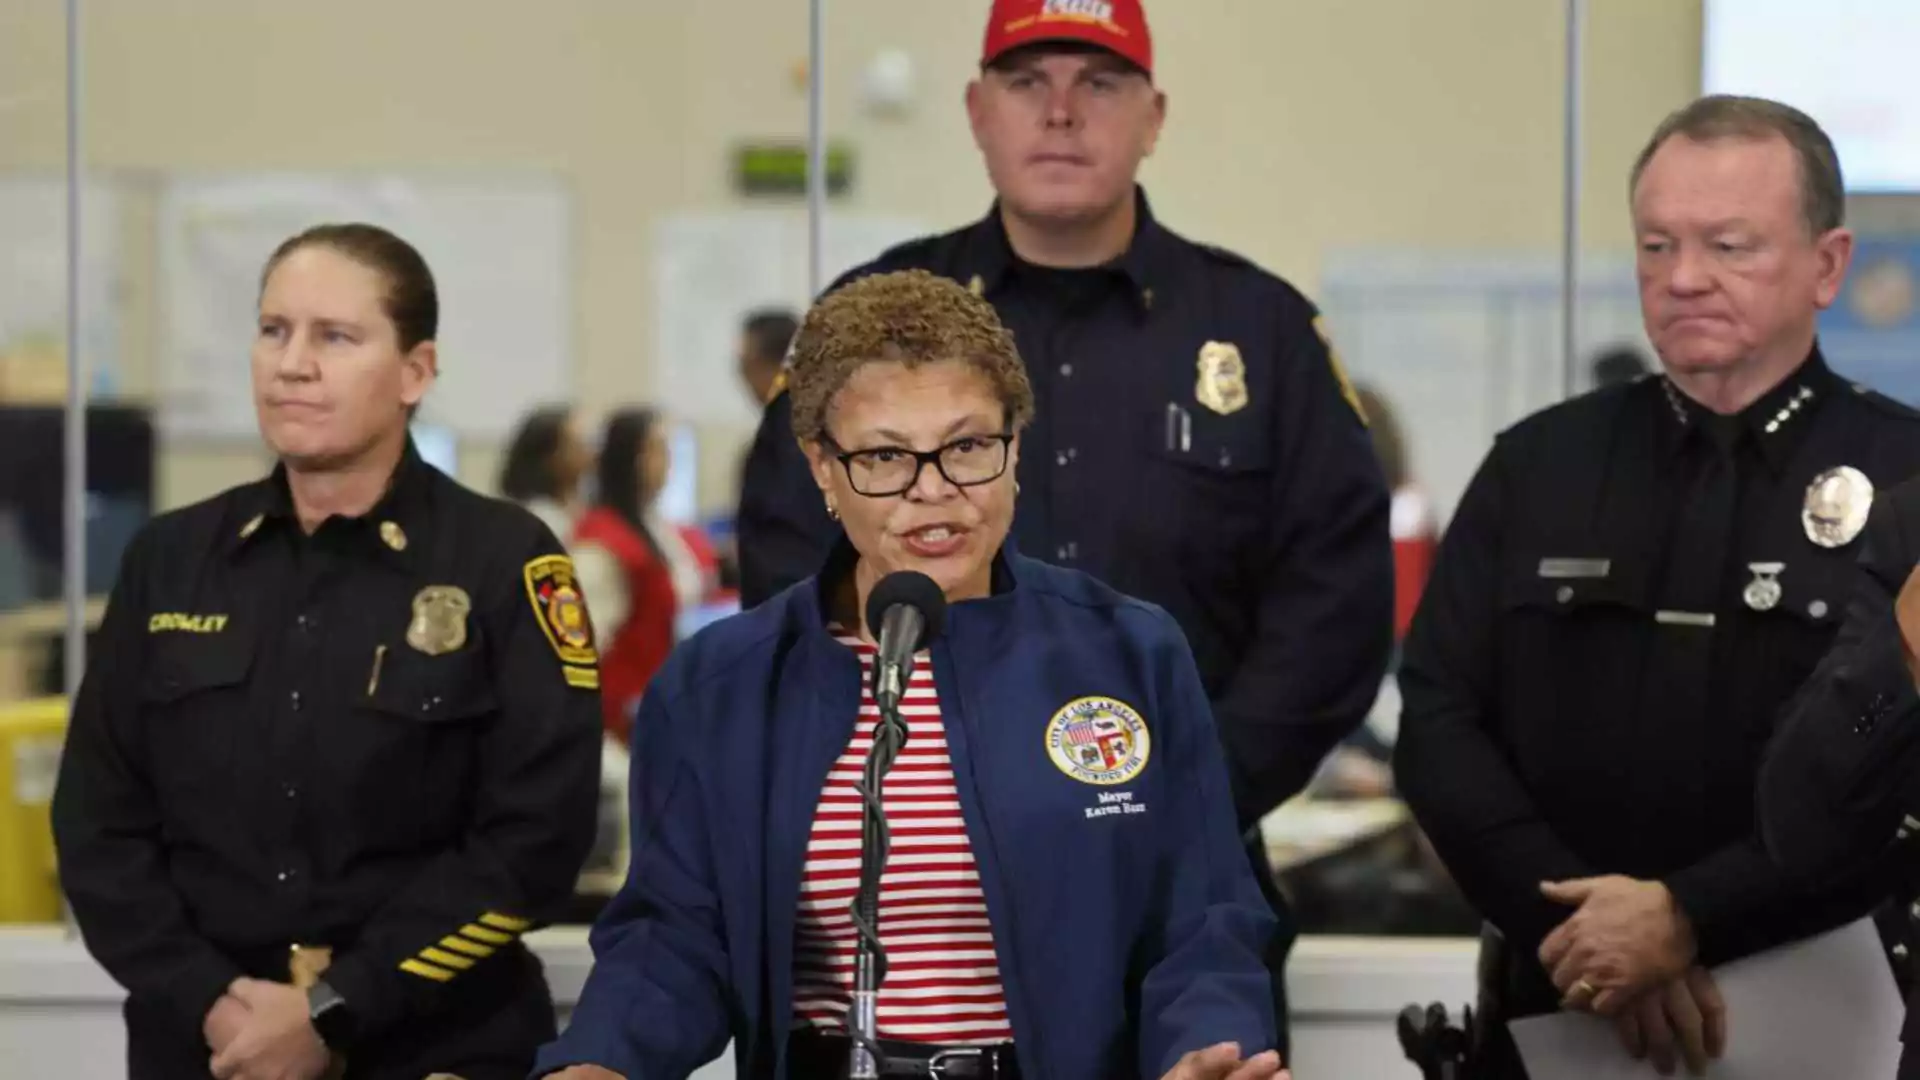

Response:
(140, 639), (254, 704)
(1500, 553), (1654, 613)
(362, 645), (497, 723)
(1147, 405), (1273, 475)
(1764, 556), (1857, 625)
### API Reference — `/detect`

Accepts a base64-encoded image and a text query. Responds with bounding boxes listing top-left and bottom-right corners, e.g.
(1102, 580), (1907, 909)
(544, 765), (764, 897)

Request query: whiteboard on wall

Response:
(0, 176), (123, 396)
(652, 211), (930, 427)
(156, 174), (572, 441)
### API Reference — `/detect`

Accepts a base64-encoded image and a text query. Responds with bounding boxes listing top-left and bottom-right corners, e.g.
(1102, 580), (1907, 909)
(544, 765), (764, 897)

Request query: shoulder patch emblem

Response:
(523, 554), (599, 669)
(1045, 696), (1151, 786)
(1314, 315), (1368, 427)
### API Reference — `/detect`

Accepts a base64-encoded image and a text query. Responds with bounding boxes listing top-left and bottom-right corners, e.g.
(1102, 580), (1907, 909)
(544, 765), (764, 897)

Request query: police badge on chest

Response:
(408, 585), (472, 655)
(1741, 466), (1875, 615)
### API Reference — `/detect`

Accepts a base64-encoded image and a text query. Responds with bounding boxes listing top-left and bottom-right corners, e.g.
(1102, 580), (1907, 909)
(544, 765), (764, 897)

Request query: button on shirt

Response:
(50, 441), (602, 1048)
(737, 188), (1395, 825)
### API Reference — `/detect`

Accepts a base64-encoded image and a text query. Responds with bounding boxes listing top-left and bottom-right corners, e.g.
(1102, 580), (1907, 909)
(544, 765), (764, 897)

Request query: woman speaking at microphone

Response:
(535, 270), (1286, 1080)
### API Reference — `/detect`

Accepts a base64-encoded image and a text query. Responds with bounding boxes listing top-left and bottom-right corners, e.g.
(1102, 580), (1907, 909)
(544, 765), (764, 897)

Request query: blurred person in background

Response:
(738, 307), (800, 408)
(721, 309), (804, 592)
(50, 222), (601, 1080)
(1354, 382), (1436, 647)
(498, 406), (594, 539)
(574, 409), (679, 743)
(1591, 343), (1654, 390)
(1395, 96), (1920, 1077)
(499, 405), (623, 642)
(538, 269), (1287, 1080)
(735, 0), (1393, 1050)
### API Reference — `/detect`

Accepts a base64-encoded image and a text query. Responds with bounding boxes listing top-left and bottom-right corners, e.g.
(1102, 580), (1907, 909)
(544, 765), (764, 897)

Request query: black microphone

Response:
(846, 571), (946, 1079)
(864, 571), (948, 712)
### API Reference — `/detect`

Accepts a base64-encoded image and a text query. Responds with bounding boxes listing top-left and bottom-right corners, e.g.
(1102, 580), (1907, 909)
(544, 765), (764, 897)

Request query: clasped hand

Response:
(205, 977), (330, 1080)
(1537, 875), (1726, 1075)
(1538, 874), (1695, 1014)
(1606, 968), (1728, 1076)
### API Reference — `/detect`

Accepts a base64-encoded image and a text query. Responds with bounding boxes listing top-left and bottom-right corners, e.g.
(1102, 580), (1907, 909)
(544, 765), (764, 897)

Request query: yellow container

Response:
(0, 697), (67, 922)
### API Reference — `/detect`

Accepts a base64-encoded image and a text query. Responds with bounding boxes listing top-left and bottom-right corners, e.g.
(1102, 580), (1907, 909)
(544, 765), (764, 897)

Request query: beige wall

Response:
(0, 0), (1701, 513)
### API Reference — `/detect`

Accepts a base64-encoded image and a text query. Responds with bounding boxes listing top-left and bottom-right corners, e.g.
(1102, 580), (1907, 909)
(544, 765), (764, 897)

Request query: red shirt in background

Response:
(1390, 487), (1438, 642)
(574, 506), (678, 743)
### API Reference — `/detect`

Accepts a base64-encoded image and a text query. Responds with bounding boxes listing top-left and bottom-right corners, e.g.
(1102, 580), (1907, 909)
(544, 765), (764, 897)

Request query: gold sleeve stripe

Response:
(418, 947), (476, 971)
(460, 923), (515, 945)
(399, 958), (455, 983)
(438, 935), (494, 958)
(480, 911), (534, 933)
(563, 665), (600, 690)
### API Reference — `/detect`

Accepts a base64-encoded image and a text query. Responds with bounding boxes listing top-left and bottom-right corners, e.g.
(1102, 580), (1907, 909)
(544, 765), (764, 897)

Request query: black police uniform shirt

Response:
(50, 440), (602, 1055)
(1394, 347), (1920, 1016)
(1761, 473), (1920, 881)
(1758, 474), (1920, 1074)
(736, 187), (1395, 827)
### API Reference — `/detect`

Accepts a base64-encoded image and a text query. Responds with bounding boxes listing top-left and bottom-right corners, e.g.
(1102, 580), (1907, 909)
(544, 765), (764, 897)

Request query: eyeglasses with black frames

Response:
(822, 433), (1015, 498)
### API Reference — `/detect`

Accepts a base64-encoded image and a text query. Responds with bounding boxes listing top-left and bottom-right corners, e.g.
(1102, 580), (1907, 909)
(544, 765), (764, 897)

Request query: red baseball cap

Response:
(981, 0), (1153, 76)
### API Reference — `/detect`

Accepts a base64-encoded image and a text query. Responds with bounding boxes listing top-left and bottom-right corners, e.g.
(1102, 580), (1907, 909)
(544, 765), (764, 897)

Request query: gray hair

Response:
(1630, 94), (1844, 236)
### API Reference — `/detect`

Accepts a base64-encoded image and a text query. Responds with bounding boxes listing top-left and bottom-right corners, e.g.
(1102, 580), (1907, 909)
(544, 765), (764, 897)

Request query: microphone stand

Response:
(848, 658), (911, 1079)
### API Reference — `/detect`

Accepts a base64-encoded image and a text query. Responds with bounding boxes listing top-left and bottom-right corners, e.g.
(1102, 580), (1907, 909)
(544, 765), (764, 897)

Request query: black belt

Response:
(786, 1027), (1020, 1079)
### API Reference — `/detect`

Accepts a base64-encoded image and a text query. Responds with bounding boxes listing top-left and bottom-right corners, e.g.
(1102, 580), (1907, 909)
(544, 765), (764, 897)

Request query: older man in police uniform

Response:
(1394, 96), (1920, 1078)
(737, 0), (1394, 1050)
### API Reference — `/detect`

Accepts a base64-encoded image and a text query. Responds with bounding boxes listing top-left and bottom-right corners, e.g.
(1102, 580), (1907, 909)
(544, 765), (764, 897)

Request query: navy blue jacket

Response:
(736, 189), (1393, 827)
(534, 544), (1279, 1080)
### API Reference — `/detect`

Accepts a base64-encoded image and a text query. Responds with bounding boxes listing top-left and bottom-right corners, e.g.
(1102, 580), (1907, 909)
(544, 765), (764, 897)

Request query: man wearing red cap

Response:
(738, 0), (1392, 1066)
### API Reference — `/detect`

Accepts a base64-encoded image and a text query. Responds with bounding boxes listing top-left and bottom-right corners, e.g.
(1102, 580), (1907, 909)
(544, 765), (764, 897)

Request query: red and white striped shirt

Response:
(790, 634), (1014, 1045)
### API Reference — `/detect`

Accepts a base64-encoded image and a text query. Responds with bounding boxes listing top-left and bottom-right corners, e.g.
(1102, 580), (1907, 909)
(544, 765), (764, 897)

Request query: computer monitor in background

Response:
(656, 420), (699, 526)
(411, 422), (460, 477)
(0, 404), (155, 606)
(1703, 0), (1920, 193)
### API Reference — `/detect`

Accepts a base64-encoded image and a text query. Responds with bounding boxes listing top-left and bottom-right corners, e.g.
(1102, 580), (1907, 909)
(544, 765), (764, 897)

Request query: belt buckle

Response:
(288, 944), (333, 990)
(927, 1047), (991, 1079)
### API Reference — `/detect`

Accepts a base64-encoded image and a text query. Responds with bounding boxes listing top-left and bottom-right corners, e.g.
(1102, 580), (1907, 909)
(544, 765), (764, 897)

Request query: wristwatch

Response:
(307, 978), (358, 1051)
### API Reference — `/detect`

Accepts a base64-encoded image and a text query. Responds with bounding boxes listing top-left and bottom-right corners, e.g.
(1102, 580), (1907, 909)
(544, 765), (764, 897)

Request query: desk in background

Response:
(0, 923), (1477, 1079)
(0, 598), (105, 703)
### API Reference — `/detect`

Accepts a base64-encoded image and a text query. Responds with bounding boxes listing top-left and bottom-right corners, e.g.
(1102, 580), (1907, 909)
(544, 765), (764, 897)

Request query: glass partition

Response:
(0, 0), (77, 926)
(21, 0), (1721, 943)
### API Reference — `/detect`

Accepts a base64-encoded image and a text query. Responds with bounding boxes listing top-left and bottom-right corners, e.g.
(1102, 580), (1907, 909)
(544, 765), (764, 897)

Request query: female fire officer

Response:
(533, 270), (1288, 1080)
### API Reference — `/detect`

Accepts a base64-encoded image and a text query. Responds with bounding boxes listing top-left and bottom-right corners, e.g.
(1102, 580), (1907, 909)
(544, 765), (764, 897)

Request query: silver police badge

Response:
(1743, 562), (1784, 612)
(1802, 466), (1874, 548)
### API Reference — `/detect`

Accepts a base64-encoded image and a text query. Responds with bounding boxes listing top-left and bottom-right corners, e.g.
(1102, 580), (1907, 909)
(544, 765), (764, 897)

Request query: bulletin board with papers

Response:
(0, 176), (123, 400)
(651, 211), (930, 428)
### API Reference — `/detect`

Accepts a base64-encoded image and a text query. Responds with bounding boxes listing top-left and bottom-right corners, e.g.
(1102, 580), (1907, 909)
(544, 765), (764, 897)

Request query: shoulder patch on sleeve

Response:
(1313, 314), (1369, 427)
(523, 554), (600, 671)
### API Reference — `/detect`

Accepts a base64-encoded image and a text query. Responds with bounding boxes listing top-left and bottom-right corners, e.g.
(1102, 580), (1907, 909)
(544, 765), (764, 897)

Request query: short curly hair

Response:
(787, 269), (1035, 443)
